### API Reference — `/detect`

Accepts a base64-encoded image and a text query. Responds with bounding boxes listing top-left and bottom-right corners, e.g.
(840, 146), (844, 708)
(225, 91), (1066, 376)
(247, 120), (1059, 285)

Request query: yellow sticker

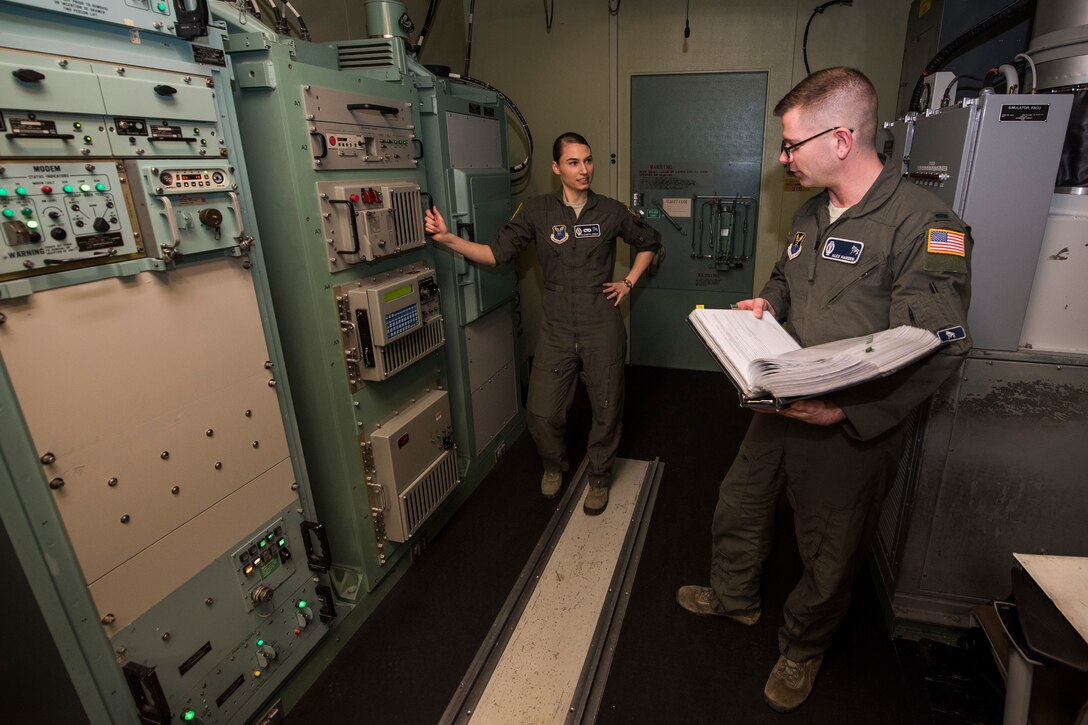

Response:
(919, 0), (931, 16)
(783, 177), (803, 192)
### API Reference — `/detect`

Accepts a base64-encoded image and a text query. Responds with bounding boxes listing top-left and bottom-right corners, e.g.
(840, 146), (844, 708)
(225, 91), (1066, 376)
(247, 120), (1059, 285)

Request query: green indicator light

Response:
(83, 136), (92, 143)
(63, 184), (74, 193)
(183, 710), (196, 722)
(15, 187), (27, 196)
(157, 2), (167, 10)
(200, 139), (207, 146)
(278, 538), (285, 546)
(256, 639), (264, 646)
(74, 122), (82, 129)
(22, 208), (33, 216)
(79, 184), (91, 193)
(2, 209), (14, 219)
(297, 600), (307, 609)
(258, 540), (266, 548)
(0, 189), (7, 197)
(26, 220), (40, 230)
(267, 533), (274, 540)
(95, 183), (107, 192)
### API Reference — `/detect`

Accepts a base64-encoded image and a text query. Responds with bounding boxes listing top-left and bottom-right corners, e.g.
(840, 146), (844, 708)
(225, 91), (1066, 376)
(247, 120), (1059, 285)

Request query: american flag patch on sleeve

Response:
(927, 228), (966, 256)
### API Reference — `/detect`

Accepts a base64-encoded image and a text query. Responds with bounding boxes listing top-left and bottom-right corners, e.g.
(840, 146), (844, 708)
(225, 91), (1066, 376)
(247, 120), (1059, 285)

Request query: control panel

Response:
(0, 160), (143, 280)
(1, 50), (222, 160)
(125, 160), (249, 259)
(335, 265), (444, 386)
(316, 179), (425, 268)
(231, 519), (295, 613)
(3, 0), (208, 39)
(300, 85), (418, 172)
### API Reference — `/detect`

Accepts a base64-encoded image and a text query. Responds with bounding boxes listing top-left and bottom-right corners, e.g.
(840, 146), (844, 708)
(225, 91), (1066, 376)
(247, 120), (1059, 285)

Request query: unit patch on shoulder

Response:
(550, 224), (569, 244)
(925, 227), (968, 273)
(574, 224), (601, 239)
(821, 237), (864, 264)
(787, 232), (805, 260)
(937, 325), (966, 344)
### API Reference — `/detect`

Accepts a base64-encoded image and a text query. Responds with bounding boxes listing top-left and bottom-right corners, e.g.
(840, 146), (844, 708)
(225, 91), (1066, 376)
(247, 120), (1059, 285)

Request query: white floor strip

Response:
(468, 458), (650, 724)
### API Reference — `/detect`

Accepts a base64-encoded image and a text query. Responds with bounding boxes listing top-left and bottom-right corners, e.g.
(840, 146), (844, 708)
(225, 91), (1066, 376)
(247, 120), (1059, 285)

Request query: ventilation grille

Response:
(337, 40), (397, 70)
(375, 315), (445, 379)
(391, 449), (460, 542)
(390, 187), (424, 251)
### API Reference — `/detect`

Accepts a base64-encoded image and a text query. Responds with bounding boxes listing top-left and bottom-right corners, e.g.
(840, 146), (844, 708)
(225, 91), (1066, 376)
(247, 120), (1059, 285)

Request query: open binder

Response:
(688, 307), (942, 410)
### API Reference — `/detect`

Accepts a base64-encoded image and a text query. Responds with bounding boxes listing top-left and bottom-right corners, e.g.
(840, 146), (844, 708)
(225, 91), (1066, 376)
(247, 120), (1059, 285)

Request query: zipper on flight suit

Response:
(825, 262), (881, 305)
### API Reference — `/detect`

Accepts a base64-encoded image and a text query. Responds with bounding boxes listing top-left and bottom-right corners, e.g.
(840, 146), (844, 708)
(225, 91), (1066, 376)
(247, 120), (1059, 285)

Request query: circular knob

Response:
(93, 217), (110, 233)
(51, 227), (67, 240)
(198, 208), (223, 227)
(251, 585), (274, 603)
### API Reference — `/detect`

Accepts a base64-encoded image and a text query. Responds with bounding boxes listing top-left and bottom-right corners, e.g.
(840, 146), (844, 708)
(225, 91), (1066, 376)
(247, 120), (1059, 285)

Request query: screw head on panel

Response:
(40, 452), (56, 465)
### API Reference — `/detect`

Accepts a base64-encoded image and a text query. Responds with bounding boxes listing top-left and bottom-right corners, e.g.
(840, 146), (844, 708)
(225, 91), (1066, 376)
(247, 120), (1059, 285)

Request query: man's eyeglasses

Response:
(780, 127), (853, 160)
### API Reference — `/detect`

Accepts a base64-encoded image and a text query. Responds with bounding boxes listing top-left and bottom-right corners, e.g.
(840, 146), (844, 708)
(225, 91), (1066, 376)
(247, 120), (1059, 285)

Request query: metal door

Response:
(630, 72), (766, 370)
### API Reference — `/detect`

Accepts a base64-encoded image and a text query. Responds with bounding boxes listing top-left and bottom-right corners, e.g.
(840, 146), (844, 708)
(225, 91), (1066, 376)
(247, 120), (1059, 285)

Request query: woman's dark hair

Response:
(552, 132), (591, 162)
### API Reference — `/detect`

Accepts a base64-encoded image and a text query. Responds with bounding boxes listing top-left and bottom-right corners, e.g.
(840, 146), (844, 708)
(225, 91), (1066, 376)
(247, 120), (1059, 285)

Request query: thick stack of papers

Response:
(688, 308), (940, 407)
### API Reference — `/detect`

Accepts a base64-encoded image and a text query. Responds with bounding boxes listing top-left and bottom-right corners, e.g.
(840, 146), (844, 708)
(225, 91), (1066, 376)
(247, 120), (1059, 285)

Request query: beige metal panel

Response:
(89, 457), (298, 633)
(0, 257), (292, 584)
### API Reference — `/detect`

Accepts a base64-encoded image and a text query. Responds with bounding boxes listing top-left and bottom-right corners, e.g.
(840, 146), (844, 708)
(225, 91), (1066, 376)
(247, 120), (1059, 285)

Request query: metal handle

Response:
(227, 191), (246, 241)
(346, 102), (399, 115)
(300, 521), (332, 573)
(5, 133), (76, 140)
(411, 137), (424, 160)
(153, 84), (177, 96)
(12, 68), (45, 83)
(122, 661), (172, 725)
(158, 195), (181, 260)
(309, 131), (328, 160)
(655, 201), (683, 232)
(327, 199), (361, 256)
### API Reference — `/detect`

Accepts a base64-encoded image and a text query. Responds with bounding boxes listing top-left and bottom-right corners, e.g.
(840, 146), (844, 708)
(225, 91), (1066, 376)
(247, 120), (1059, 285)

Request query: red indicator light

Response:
(328, 136), (337, 146)
(41, 185), (54, 194)
(294, 628), (301, 636)
(350, 193), (360, 203)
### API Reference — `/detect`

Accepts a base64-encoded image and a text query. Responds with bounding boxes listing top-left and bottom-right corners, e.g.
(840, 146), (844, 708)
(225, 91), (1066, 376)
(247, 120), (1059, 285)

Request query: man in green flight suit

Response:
(424, 132), (661, 515)
(677, 67), (972, 712)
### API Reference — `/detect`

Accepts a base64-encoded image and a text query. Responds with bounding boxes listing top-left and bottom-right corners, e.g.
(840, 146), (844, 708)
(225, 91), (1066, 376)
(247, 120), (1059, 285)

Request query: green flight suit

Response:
(710, 160), (972, 661)
(488, 190), (661, 487)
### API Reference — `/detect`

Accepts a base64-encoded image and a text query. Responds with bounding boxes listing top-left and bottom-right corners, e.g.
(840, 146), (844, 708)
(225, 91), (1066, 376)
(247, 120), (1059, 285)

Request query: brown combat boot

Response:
(675, 586), (761, 625)
(763, 654), (823, 712)
(541, 470), (563, 499)
(583, 484), (609, 515)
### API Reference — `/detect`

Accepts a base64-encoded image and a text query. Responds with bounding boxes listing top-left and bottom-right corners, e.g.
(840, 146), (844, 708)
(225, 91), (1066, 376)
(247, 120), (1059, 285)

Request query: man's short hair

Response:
(774, 67), (878, 149)
(552, 132), (591, 162)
